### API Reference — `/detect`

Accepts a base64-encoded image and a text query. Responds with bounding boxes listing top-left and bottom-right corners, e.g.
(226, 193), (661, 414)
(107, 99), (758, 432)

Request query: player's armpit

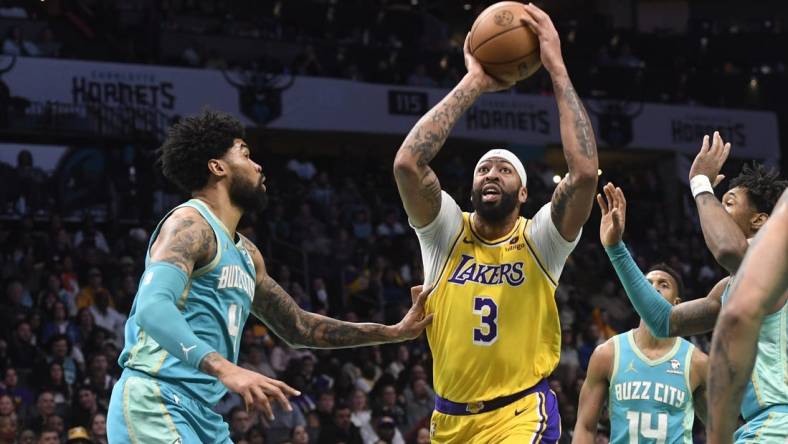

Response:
(667, 277), (727, 337)
(572, 341), (613, 444)
(149, 207), (216, 275)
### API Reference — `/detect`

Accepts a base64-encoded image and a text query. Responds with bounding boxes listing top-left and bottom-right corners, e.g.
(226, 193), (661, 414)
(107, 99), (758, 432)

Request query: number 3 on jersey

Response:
(473, 297), (498, 345)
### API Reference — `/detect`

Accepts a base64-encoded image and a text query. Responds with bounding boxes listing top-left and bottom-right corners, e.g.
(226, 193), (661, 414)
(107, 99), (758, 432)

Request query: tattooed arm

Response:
(689, 132), (748, 274)
(244, 239), (431, 348)
(523, 4), (598, 241)
(393, 35), (512, 228)
(707, 190), (788, 442)
(666, 276), (727, 337)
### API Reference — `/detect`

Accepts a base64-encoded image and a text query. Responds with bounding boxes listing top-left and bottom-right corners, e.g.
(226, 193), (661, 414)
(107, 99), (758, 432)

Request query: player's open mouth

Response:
(482, 185), (501, 202)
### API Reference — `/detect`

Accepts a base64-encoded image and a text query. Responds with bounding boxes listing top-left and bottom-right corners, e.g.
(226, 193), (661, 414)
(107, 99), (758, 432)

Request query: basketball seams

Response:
(476, 48), (539, 66)
(469, 3), (529, 54)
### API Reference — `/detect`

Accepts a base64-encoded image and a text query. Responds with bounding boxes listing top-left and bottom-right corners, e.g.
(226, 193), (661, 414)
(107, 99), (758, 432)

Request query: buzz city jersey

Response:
(414, 191), (580, 403)
(118, 199), (256, 406)
(721, 283), (788, 421)
(609, 331), (695, 444)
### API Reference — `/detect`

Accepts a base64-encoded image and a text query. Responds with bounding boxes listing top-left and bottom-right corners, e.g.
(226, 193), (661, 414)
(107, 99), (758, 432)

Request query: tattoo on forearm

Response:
(253, 276), (392, 348)
(669, 300), (720, 336)
(199, 351), (224, 376)
(156, 213), (215, 273)
(418, 171), (442, 216)
(404, 87), (479, 167)
(553, 79), (596, 160)
(550, 179), (577, 227)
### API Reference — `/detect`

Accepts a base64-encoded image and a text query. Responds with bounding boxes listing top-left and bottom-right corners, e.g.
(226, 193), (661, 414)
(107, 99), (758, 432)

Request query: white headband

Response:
(474, 149), (527, 187)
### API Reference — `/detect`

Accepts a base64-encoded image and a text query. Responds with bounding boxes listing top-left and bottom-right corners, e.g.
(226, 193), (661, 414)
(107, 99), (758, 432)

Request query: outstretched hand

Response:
(463, 33), (515, 93)
(521, 3), (566, 77)
(689, 131), (731, 187)
(391, 285), (434, 340)
(597, 182), (627, 247)
(218, 364), (301, 420)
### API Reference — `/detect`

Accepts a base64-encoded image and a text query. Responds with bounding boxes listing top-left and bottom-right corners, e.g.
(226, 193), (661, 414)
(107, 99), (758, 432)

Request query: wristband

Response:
(690, 175), (714, 199)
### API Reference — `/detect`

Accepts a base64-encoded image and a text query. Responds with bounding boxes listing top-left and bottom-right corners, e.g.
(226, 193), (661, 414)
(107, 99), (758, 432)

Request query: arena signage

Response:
(0, 56), (778, 160)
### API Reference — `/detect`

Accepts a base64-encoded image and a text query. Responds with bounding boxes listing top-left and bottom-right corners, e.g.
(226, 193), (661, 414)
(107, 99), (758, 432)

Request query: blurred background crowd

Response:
(0, 0), (784, 443)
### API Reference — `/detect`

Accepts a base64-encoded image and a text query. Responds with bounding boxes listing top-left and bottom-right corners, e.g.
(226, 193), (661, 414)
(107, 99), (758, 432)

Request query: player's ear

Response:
(518, 186), (528, 204)
(750, 212), (768, 231)
(207, 159), (228, 178)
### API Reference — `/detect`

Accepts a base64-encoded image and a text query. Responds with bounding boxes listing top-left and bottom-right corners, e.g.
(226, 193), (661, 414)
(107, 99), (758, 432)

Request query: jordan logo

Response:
(180, 343), (196, 360)
(625, 361), (638, 373)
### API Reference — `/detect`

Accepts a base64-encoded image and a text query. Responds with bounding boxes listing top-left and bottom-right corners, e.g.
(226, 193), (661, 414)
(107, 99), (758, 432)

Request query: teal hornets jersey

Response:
(609, 331), (695, 444)
(721, 283), (788, 421)
(118, 199), (256, 405)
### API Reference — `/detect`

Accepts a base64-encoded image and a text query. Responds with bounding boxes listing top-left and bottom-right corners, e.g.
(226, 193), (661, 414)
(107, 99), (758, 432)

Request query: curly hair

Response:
(647, 263), (685, 300)
(729, 163), (787, 214)
(158, 110), (245, 193)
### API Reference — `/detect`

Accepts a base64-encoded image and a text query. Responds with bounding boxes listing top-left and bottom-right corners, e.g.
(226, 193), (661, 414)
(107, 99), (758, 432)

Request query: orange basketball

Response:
(468, 1), (541, 83)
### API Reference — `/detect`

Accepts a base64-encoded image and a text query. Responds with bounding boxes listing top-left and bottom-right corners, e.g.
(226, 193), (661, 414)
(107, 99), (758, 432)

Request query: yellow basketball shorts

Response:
(429, 381), (561, 443)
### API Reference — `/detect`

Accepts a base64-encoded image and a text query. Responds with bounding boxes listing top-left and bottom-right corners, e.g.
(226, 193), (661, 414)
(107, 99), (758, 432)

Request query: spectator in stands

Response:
(376, 384), (406, 431)
(349, 389), (373, 443)
(42, 301), (80, 346)
(228, 406), (253, 443)
(403, 379), (433, 432)
(69, 386), (99, 429)
(318, 404), (362, 444)
(265, 399), (306, 444)
(44, 414), (65, 441)
(9, 321), (43, 373)
(66, 426), (92, 444)
(90, 412), (107, 444)
(40, 361), (71, 406)
(0, 413), (16, 444)
(240, 345), (277, 379)
(37, 428), (59, 444)
(0, 367), (33, 413)
(0, 394), (17, 426)
(290, 424), (309, 444)
(35, 28), (60, 58)
(2, 27), (39, 57)
(411, 427), (430, 444)
(370, 410), (404, 444)
(2, 281), (31, 335)
(376, 211), (405, 238)
(406, 63), (436, 87)
(81, 353), (115, 406)
(75, 268), (110, 312)
(25, 391), (57, 433)
(87, 289), (125, 347)
(73, 217), (110, 255)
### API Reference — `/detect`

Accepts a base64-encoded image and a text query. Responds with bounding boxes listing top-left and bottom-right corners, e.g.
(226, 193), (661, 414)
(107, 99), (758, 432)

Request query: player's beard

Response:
(471, 186), (518, 224)
(229, 174), (268, 213)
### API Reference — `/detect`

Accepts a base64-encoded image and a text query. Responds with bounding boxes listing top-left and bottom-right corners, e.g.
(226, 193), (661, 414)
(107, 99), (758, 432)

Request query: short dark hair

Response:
(158, 109), (245, 193)
(647, 263), (685, 299)
(729, 163), (787, 214)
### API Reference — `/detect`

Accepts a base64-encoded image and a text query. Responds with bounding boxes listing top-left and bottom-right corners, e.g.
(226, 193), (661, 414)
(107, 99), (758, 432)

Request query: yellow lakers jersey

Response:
(426, 212), (561, 403)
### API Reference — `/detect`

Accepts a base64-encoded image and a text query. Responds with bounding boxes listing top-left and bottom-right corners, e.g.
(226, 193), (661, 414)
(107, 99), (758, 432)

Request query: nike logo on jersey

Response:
(180, 343), (196, 360)
(448, 254), (525, 286)
(514, 407), (527, 416)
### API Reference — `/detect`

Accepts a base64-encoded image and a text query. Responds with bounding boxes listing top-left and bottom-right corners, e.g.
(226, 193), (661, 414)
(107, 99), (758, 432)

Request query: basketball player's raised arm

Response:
(599, 183), (723, 337)
(523, 4), (598, 241)
(244, 239), (432, 348)
(572, 341), (612, 444)
(393, 35), (512, 227)
(689, 132), (748, 274)
(707, 190), (788, 442)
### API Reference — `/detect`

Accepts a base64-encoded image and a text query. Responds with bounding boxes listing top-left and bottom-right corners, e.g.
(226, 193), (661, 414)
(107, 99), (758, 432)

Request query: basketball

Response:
(468, 1), (541, 83)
